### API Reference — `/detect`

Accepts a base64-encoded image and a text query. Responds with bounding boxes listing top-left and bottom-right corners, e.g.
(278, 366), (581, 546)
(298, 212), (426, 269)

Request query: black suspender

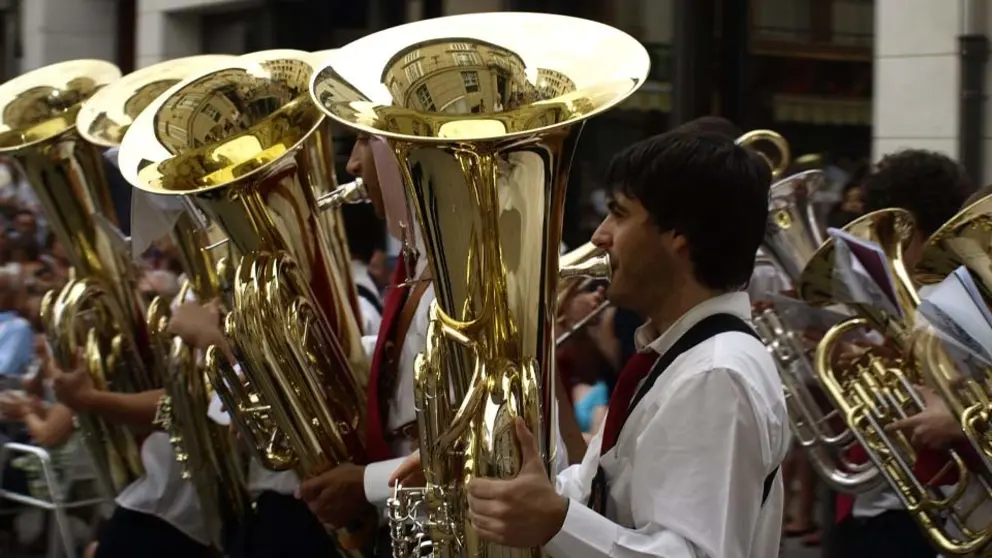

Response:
(356, 284), (384, 316)
(589, 313), (780, 514)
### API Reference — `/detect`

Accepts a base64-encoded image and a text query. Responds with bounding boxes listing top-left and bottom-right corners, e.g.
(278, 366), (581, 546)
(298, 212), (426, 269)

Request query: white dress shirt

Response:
(115, 285), (208, 545)
(546, 291), (791, 558)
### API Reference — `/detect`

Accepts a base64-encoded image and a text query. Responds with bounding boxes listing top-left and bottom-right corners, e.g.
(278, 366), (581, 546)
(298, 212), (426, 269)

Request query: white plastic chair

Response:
(0, 441), (110, 558)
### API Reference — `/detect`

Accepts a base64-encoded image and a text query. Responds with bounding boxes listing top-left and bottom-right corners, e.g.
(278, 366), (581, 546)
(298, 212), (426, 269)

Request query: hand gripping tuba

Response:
(0, 60), (159, 495)
(120, 50), (376, 556)
(311, 13), (649, 557)
(797, 209), (992, 555)
(84, 54), (253, 549)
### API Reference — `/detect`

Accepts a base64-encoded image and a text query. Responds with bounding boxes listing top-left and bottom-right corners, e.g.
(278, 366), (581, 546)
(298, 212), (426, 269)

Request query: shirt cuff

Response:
(363, 457), (407, 506)
(545, 499), (619, 558)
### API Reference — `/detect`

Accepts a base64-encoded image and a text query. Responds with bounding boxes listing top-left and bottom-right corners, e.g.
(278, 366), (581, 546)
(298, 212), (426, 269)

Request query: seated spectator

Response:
(0, 272), (35, 390)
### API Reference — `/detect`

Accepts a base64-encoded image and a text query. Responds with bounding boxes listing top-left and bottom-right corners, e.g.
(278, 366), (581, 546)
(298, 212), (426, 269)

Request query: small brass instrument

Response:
(311, 13), (649, 557)
(556, 242), (612, 346)
(914, 193), (992, 473)
(0, 59), (157, 495)
(797, 209), (992, 555)
(89, 53), (253, 549)
(121, 49), (375, 557)
(736, 129), (791, 180)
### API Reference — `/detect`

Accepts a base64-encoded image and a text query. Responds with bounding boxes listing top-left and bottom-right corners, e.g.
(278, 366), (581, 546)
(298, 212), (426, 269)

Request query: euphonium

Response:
(797, 209), (992, 555)
(0, 60), (157, 495)
(311, 13), (649, 557)
(914, 192), (992, 473)
(736, 129), (791, 180)
(82, 53), (252, 549)
(120, 50), (376, 556)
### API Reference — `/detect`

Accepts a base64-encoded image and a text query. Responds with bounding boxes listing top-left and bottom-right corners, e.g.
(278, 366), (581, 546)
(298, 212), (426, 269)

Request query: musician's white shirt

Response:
(115, 432), (209, 545)
(353, 259), (383, 336)
(546, 292), (790, 558)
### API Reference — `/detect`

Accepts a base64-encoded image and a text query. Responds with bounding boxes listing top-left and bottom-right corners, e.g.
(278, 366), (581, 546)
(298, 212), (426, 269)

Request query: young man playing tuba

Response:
(392, 130), (791, 557)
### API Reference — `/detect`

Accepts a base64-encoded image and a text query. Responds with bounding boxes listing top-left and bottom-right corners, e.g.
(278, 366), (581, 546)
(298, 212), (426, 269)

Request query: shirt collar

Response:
(634, 291), (753, 355)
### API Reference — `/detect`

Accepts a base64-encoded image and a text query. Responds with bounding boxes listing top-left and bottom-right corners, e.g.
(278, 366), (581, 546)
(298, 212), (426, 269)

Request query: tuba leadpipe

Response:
(120, 49), (377, 557)
(311, 13), (649, 558)
(556, 242), (612, 346)
(797, 208), (992, 555)
(0, 59), (157, 495)
(85, 53), (253, 549)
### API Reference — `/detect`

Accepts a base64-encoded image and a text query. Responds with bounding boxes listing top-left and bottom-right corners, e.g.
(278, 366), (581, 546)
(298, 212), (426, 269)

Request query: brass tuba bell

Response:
(736, 129), (791, 180)
(311, 13), (649, 557)
(120, 49), (376, 556)
(0, 59), (155, 495)
(88, 54), (253, 550)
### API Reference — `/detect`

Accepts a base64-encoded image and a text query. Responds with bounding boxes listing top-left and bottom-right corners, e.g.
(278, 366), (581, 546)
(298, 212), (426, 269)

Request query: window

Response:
(461, 71), (480, 93)
(449, 42), (472, 51)
(403, 50), (422, 65)
(405, 62), (424, 82)
(454, 53), (476, 66)
(203, 105), (222, 123)
(416, 85), (435, 111)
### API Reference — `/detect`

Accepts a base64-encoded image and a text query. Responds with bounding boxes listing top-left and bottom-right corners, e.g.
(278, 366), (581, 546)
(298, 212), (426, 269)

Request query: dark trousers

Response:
(231, 490), (341, 558)
(825, 510), (935, 558)
(94, 506), (213, 558)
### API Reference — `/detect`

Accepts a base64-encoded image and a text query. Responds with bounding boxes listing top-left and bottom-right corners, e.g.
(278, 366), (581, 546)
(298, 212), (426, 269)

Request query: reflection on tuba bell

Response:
(311, 13), (649, 557)
(736, 129), (791, 180)
(120, 49), (376, 556)
(0, 59), (156, 495)
(797, 209), (992, 555)
(91, 54), (252, 549)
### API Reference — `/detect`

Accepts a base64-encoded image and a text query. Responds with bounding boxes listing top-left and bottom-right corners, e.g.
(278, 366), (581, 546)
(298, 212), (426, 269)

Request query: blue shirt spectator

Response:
(0, 309), (34, 381)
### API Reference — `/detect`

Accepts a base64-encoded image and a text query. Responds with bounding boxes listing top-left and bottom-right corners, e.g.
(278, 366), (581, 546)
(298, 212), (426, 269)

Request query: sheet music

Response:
(828, 229), (903, 319)
(916, 266), (992, 373)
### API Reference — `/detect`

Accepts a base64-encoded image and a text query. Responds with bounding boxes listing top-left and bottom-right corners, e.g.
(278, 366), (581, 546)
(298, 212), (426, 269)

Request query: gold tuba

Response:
(914, 192), (992, 474)
(0, 60), (157, 495)
(85, 54), (253, 549)
(120, 49), (376, 556)
(311, 13), (649, 557)
(797, 209), (992, 555)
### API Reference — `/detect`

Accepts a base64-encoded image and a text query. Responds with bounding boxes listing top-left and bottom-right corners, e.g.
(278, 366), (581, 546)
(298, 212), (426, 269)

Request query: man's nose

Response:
(345, 156), (361, 177)
(591, 222), (611, 250)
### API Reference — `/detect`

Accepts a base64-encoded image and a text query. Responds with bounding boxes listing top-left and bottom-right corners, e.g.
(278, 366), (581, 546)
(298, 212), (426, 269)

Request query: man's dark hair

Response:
(341, 202), (385, 263)
(606, 131), (771, 291)
(673, 116), (743, 140)
(864, 150), (974, 237)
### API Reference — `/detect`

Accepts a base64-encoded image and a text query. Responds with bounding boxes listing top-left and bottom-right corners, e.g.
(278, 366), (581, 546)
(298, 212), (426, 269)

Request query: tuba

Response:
(797, 209), (992, 555)
(311, 13), (649, 557)
(0, 60), (156, 495)
(86, 54), (253, 549)
(750, 168), (879, 492)
(119, 49), (376, 556)
(914, 192), (992, 474)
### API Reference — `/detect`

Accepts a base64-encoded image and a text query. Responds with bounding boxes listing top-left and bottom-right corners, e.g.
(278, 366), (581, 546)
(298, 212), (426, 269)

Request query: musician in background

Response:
(827, 148), (974, 558)
(392, 130), (790, 557)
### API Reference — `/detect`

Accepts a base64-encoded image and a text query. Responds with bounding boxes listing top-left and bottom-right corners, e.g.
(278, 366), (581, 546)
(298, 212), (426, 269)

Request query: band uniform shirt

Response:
(546, 292), (791, 558)
(116, 287), (209, 545)
(353, 259), (383, 336)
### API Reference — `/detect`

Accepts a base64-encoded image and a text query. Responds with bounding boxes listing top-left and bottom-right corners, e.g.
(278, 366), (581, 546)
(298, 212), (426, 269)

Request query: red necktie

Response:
(364, 262), (410, 463)
(599, 350), (659, 455)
